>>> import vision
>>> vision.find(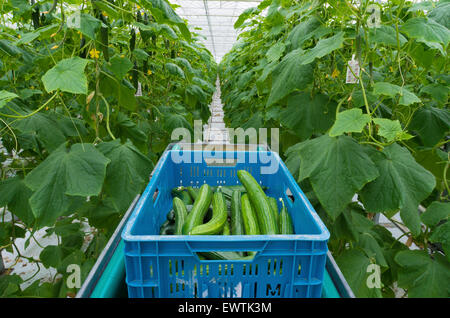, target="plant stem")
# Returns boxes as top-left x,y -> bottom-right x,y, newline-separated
100,95 -> 116,140
443,160 -> 450,196
95,61 -> 100,139
0,117 -> 18,151
58,95 -> 84,144
360,141 -> 384,149
0,92 -> 58,119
